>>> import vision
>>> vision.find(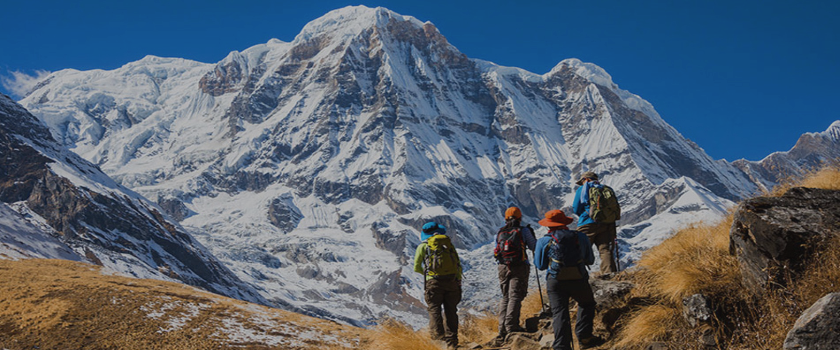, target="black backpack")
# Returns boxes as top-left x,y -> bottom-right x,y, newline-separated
547,229 -> 585,280
494,226 -> 526,266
